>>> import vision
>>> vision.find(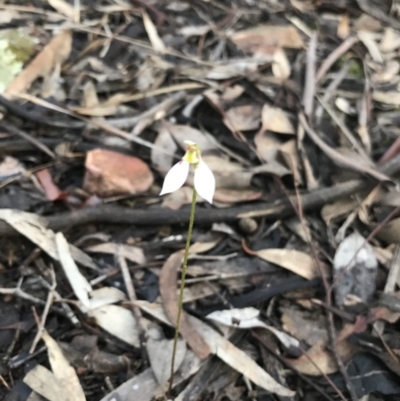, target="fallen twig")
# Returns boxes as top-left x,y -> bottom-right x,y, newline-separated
0,153 -> 400,235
